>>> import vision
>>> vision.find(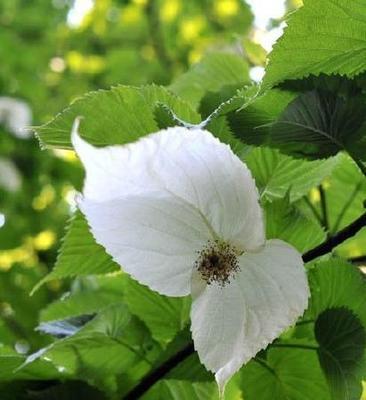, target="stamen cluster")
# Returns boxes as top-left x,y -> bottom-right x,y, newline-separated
195,240 -> 240,286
